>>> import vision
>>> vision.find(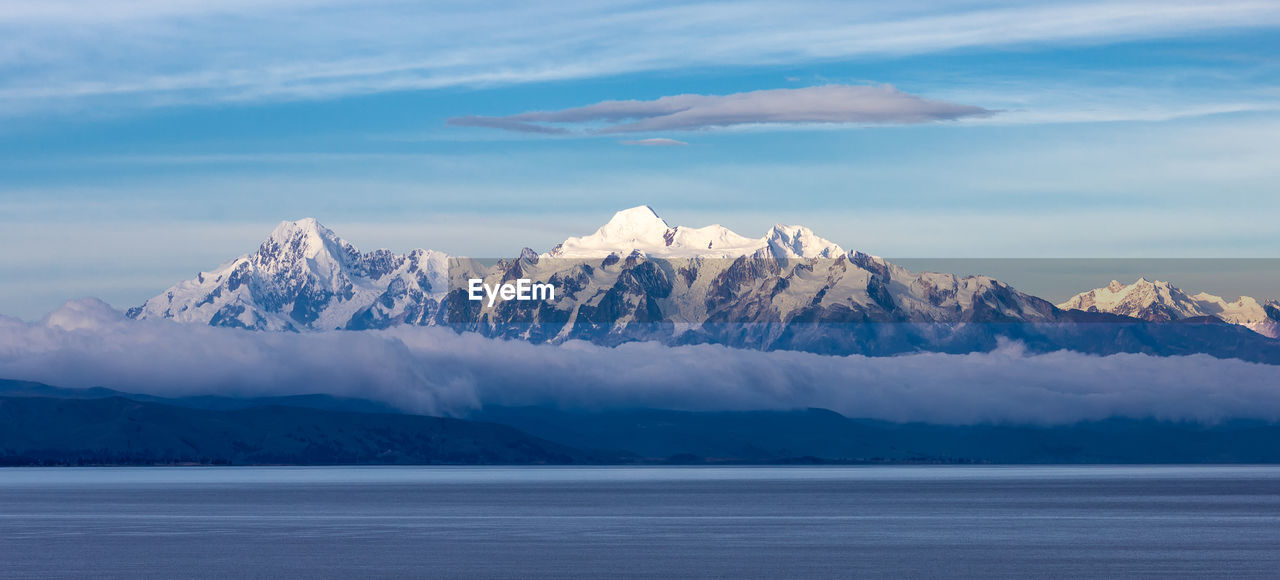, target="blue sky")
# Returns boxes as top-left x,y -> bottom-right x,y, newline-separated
2,0 -> 1279,318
